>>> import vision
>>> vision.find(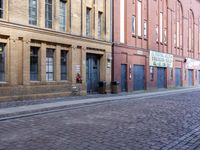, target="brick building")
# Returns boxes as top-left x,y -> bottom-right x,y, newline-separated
113,0 -> 200,92
0,0 -> 112,101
